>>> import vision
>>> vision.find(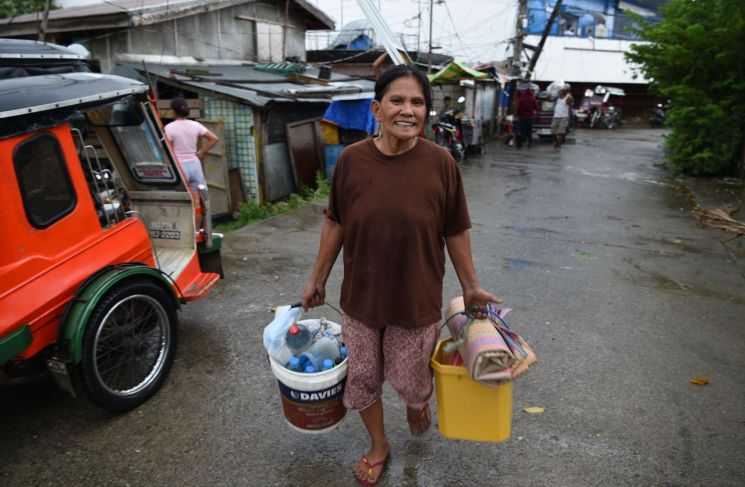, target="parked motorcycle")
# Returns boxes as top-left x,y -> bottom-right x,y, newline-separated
649,103 -> 667,127
575,86 -> 625,129
583,105 -> 621,129
432,103 -> 466,161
